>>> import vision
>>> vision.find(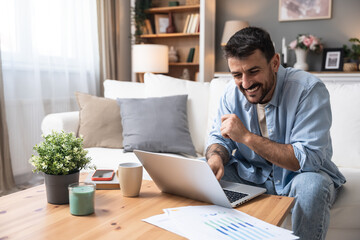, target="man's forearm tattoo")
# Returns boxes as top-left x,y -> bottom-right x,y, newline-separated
205,144 -> 230,164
